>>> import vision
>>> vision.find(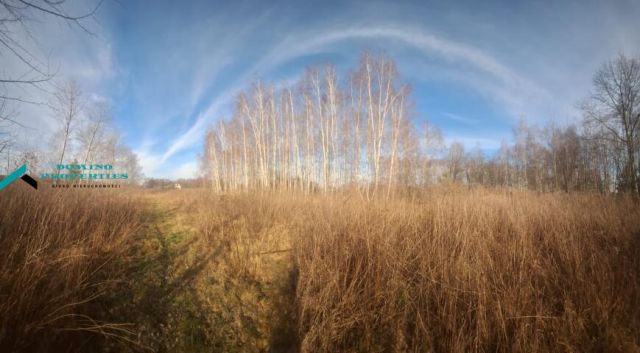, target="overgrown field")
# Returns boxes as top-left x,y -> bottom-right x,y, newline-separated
1,184 -> 639,352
